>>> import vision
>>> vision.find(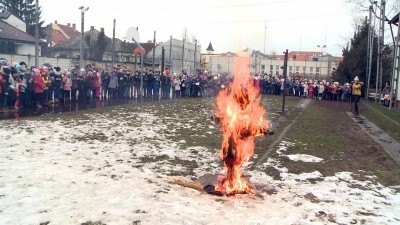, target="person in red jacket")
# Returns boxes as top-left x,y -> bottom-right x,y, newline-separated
33,69 -> 45,108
